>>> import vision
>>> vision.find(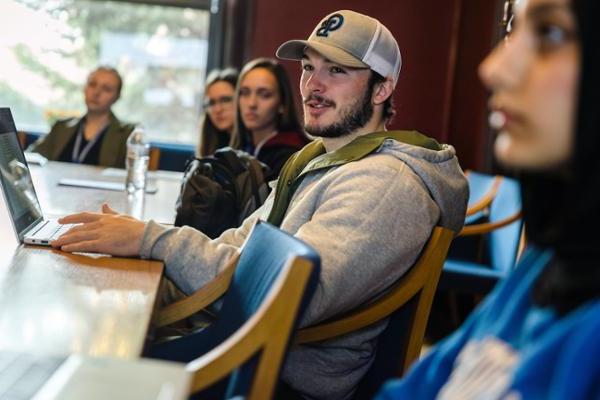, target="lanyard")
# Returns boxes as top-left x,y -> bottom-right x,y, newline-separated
72,121 -> 108,163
